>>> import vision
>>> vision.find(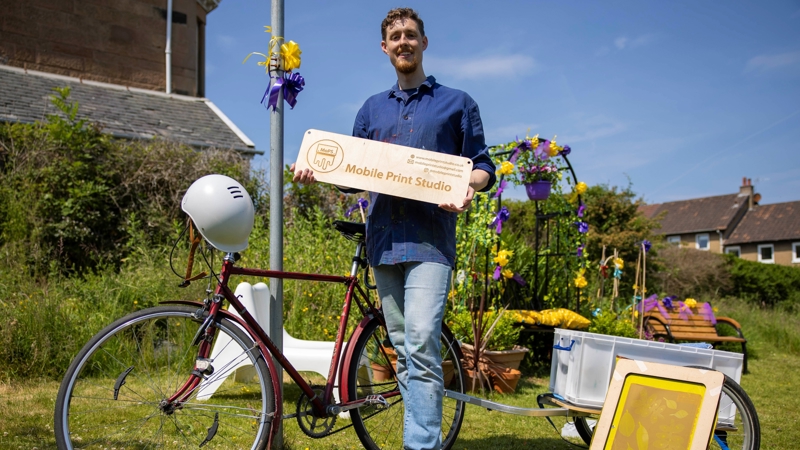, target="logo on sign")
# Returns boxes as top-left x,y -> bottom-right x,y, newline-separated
307,140 -> 344,173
